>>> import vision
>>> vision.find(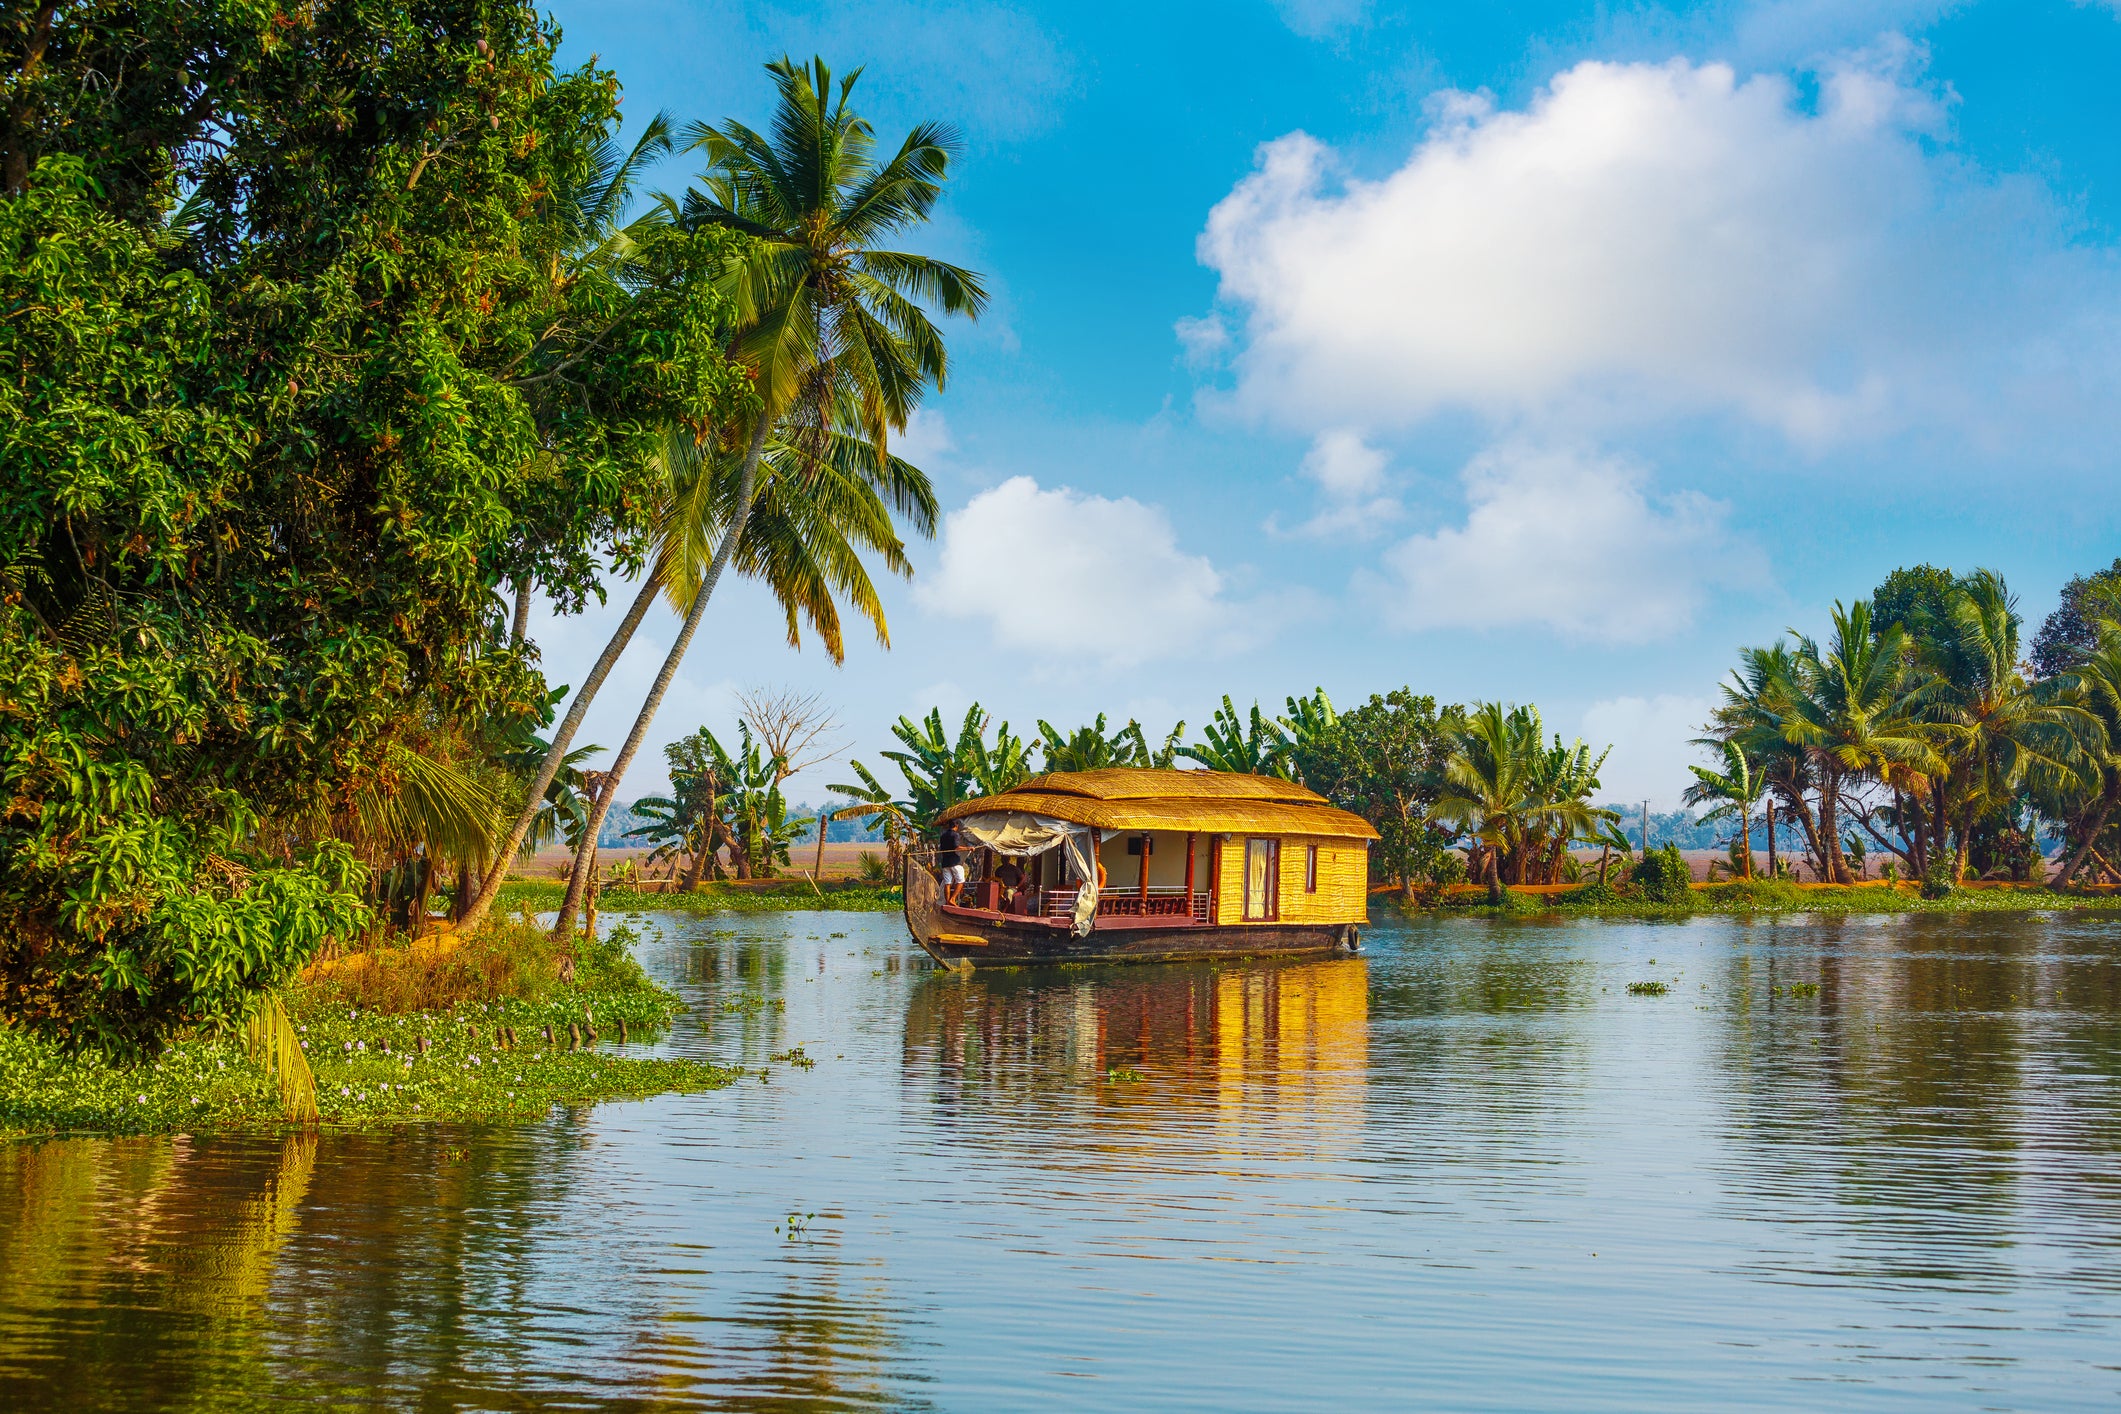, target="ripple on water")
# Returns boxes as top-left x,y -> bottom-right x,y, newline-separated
2,909 -> 2119,1410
